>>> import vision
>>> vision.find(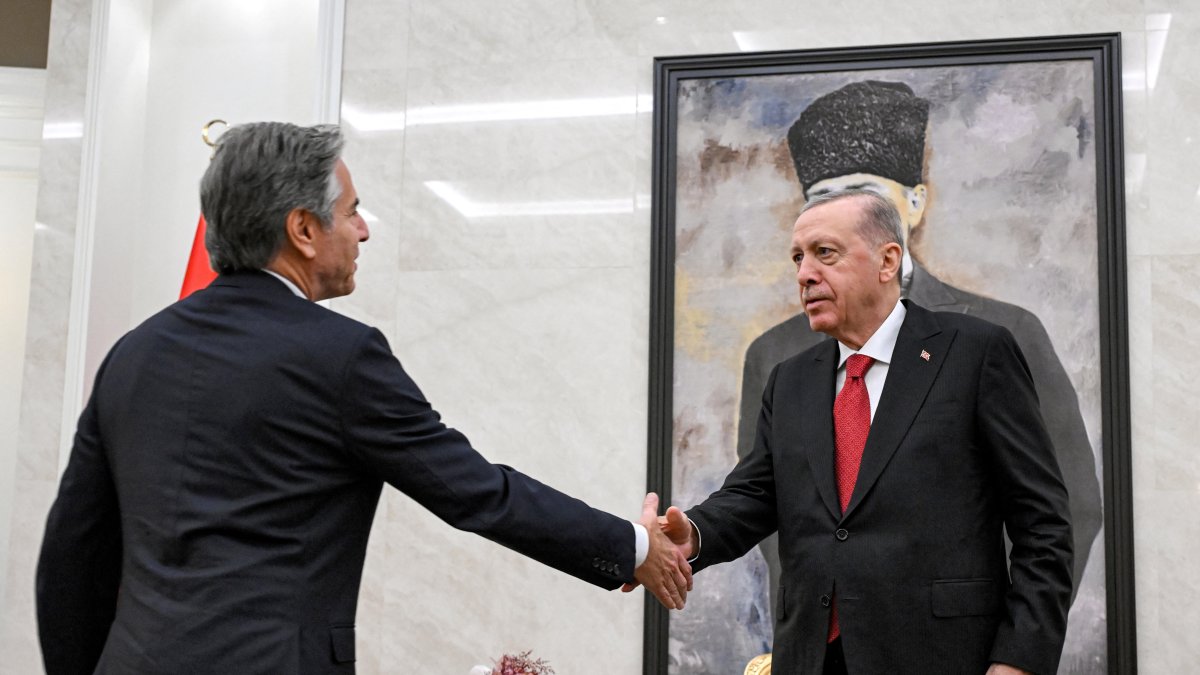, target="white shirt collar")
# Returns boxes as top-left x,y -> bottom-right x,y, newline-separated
261,269 -> 309,300
837,299 -> 907,368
